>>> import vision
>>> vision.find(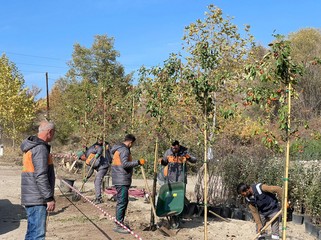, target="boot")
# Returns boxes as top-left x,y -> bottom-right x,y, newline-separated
93,197 -> 103,204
